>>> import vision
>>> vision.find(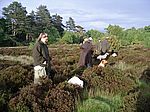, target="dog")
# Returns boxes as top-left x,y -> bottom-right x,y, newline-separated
97,53 -> 109,60
68,76 -> 83,88
98,60 -> 108,67
111,52 -> 117,57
